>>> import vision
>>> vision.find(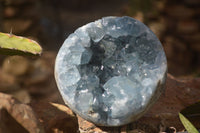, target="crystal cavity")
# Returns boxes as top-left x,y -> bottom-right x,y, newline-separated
55,16 -> 167,126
